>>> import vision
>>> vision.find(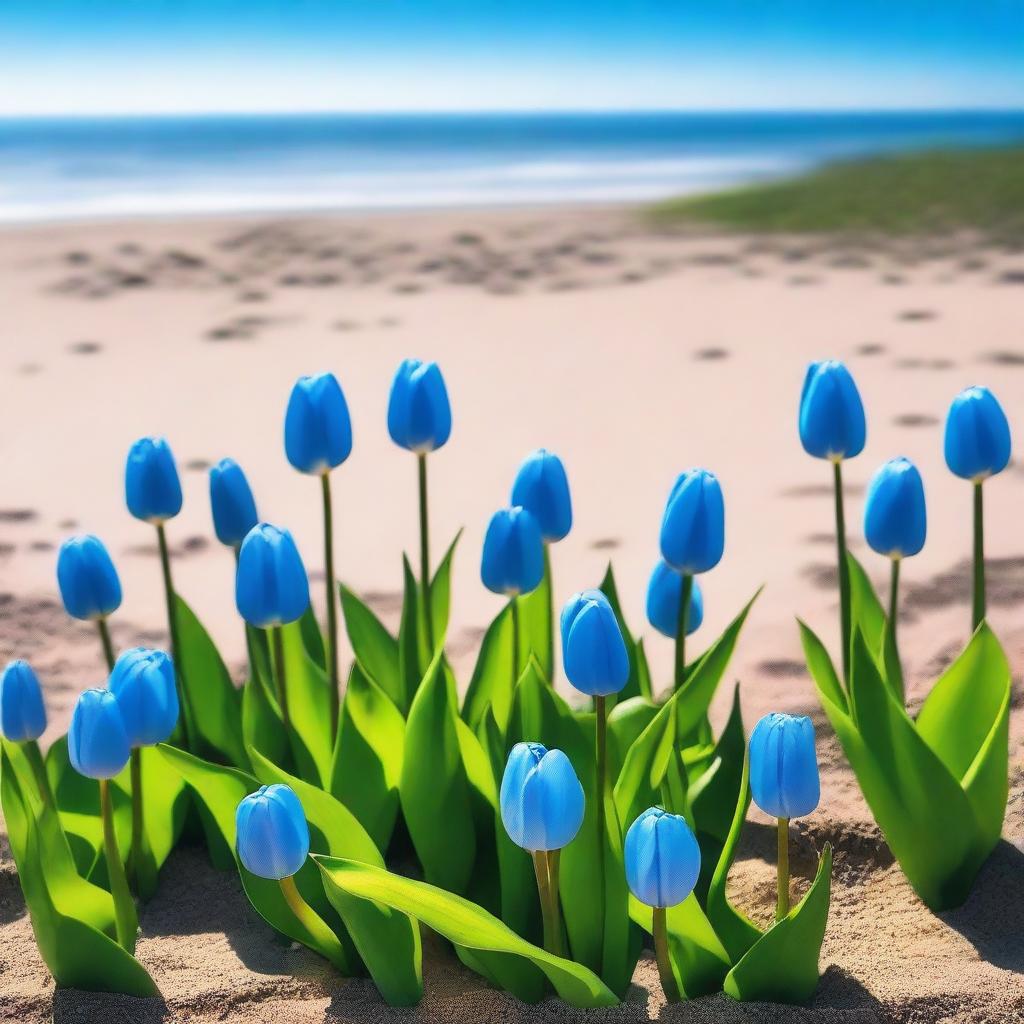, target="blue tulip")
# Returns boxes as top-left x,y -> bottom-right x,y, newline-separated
0,661 -> 47,742
236,524 -> 310,628
107,647 -> 179,747
56,534 -> 123,621
500,742 -> 585,852
659,469 -> 725,575
944,386 -> 1011,481
284,372 -> 353,475
510,448 -> 572,543
235,784 -> 310,879
209,458 -> 259,547
749,713 -> 820,820
480,506 -> 544,597
68,688 -> 130,780
387,359 -> 452,453
799,360 -> 866,461
645,561 -> 704,639
864,458 -> 927,559
125,436 -> 182,523
624,807 -> 701,908
561,590 -> 630,697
